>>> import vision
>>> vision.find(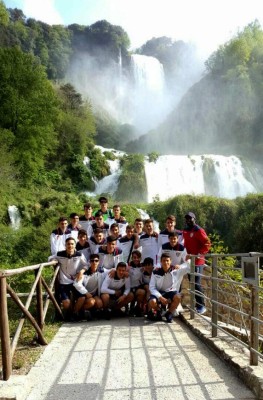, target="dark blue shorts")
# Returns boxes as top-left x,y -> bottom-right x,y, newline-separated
108,286 -> 125,300
59,284 -> 85,301
131,285 -> 145,293
149,290 -> 179,302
